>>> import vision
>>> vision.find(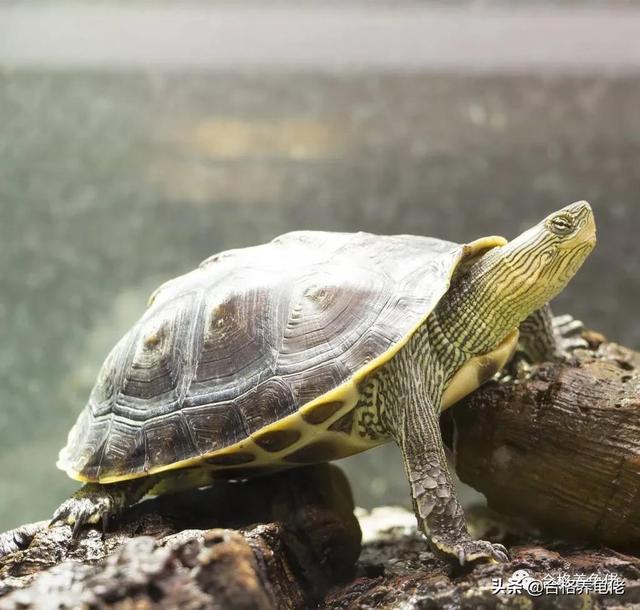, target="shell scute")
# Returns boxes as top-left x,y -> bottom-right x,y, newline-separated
121,295 -> 197,403
235,377 -> 295,436
182,403 -> 246,456
143,413 -> 197,473
285,360 -> 352,406
98,419 -> 146,480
